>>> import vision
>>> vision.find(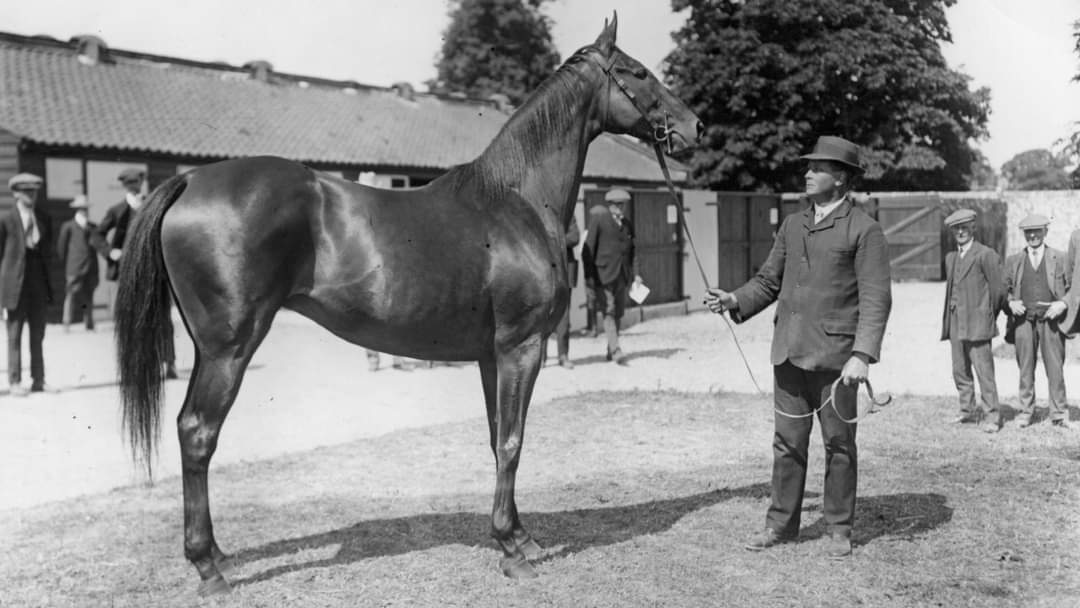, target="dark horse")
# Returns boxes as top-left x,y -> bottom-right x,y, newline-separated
115,16 -> 701,596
